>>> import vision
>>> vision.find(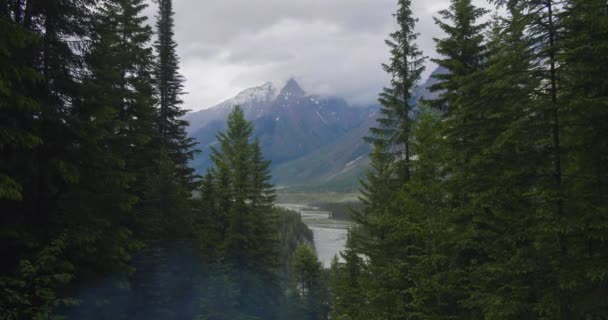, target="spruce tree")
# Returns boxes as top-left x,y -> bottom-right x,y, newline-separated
556,0 -> 608,316
424,0 -> 489,316
349,1 -> 426,317
154,0 -> 198,190
367,0 -> 426,182
205,106 -> 280,319
292,245 -> 329,320
0,18 -> 42,202
437,7 -> 548,317
329,231 -> 369,320
488,0 -> 570,317
0,1 -> 108,318
429,0 -> 488,111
